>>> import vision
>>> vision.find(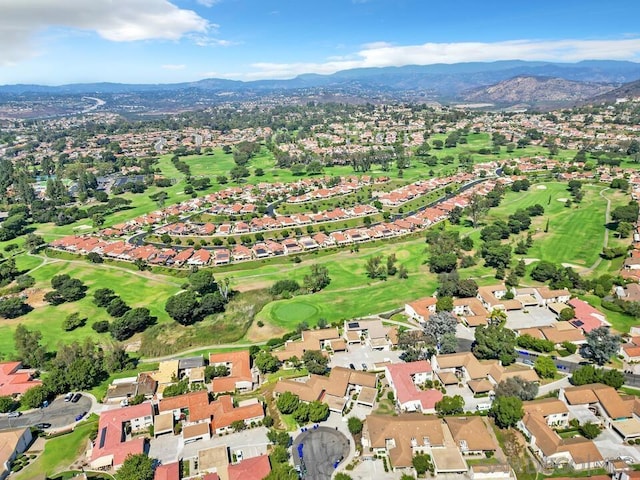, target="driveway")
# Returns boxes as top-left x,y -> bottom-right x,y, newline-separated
593,427 -> 640,463
0,395 -> 93,431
